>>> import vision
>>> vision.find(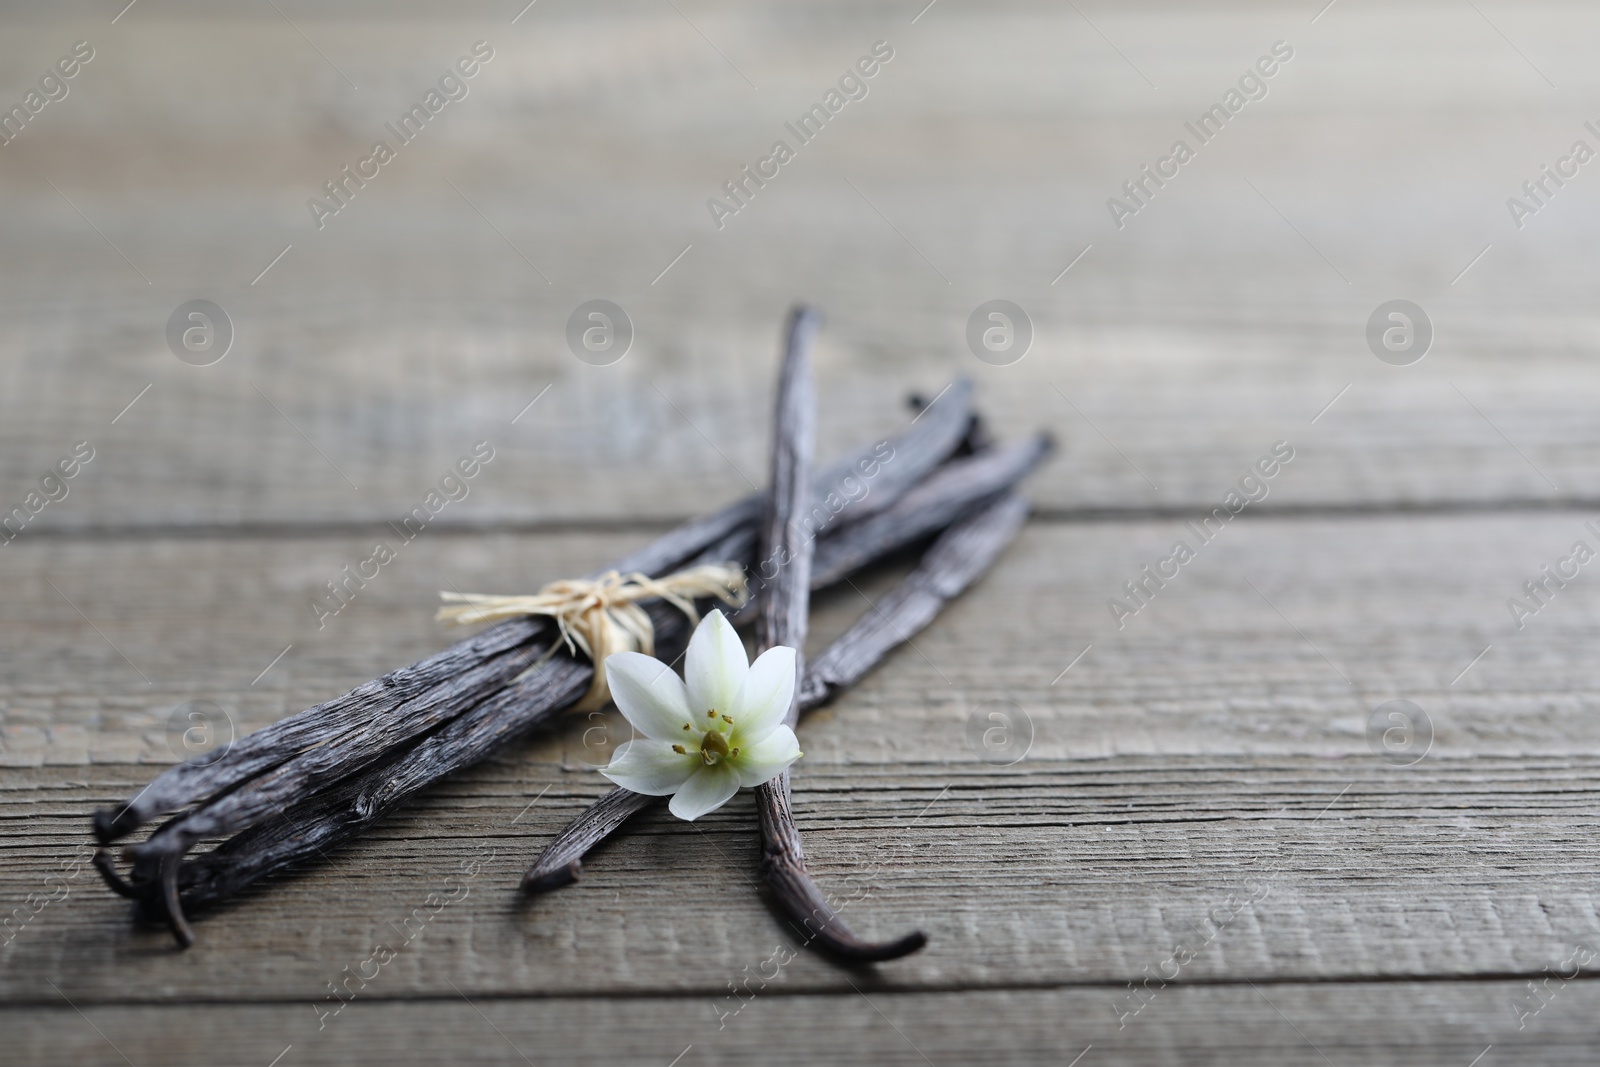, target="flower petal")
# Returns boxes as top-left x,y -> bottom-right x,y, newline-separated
605,651 -> 694,741
732,724 -> 801,788
667,762 -> 742,821
685,610 -> 747,720
599,739 -> 698,795
732,645 -> 796,744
